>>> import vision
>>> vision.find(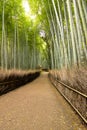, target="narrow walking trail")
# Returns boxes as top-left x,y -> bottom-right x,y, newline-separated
0,72 -> 86,130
